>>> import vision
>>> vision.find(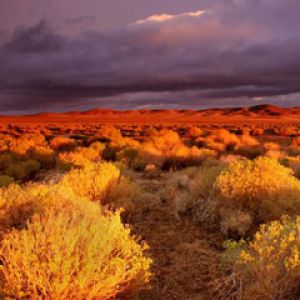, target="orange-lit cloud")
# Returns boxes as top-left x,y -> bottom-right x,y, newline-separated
135,10 -> 206,24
